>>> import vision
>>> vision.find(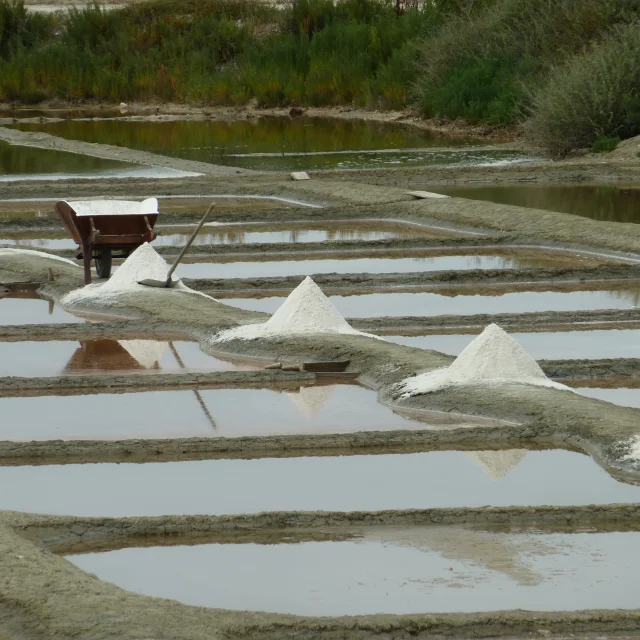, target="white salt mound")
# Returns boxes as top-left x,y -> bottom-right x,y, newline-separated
213,276 -> 370,341
400,323 -> 571,396
101,243 -> 176,292
61,243 -> 210,307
